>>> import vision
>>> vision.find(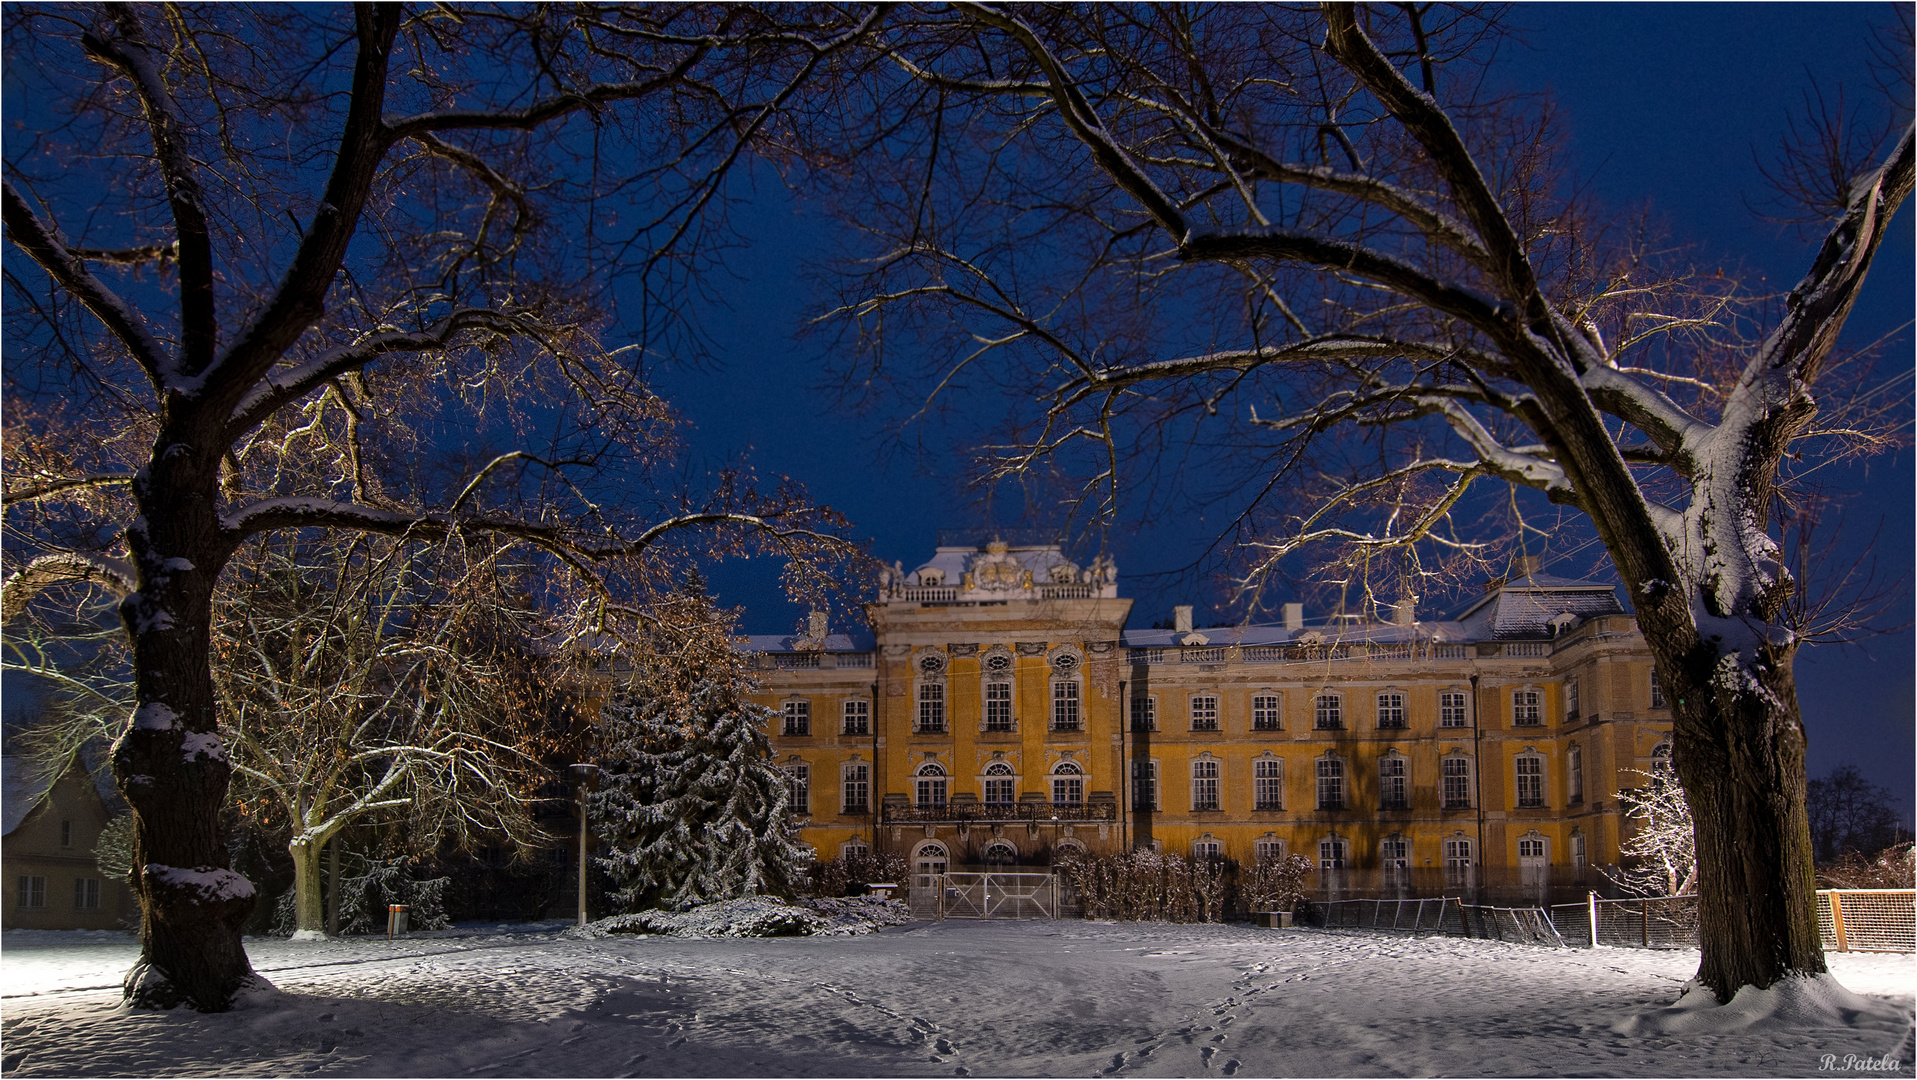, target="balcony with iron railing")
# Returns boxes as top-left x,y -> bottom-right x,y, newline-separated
882,800 -> 1116,824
